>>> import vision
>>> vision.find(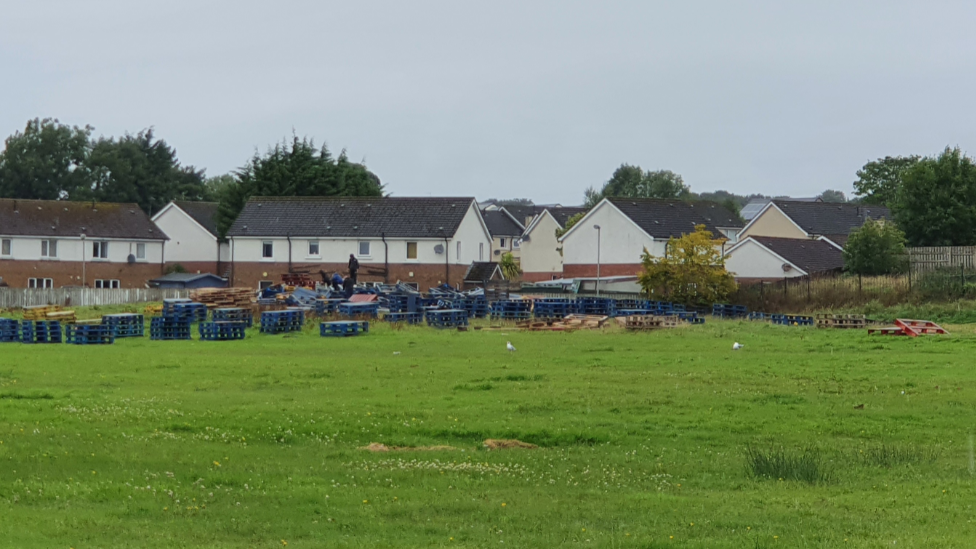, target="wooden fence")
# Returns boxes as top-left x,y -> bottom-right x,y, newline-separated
0,288 -> 187,309
908,246 -> 976,272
